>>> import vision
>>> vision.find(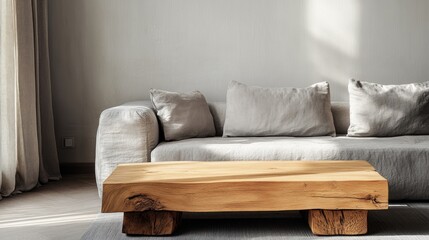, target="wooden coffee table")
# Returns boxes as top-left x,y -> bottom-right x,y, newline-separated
102,160 -> 388,236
